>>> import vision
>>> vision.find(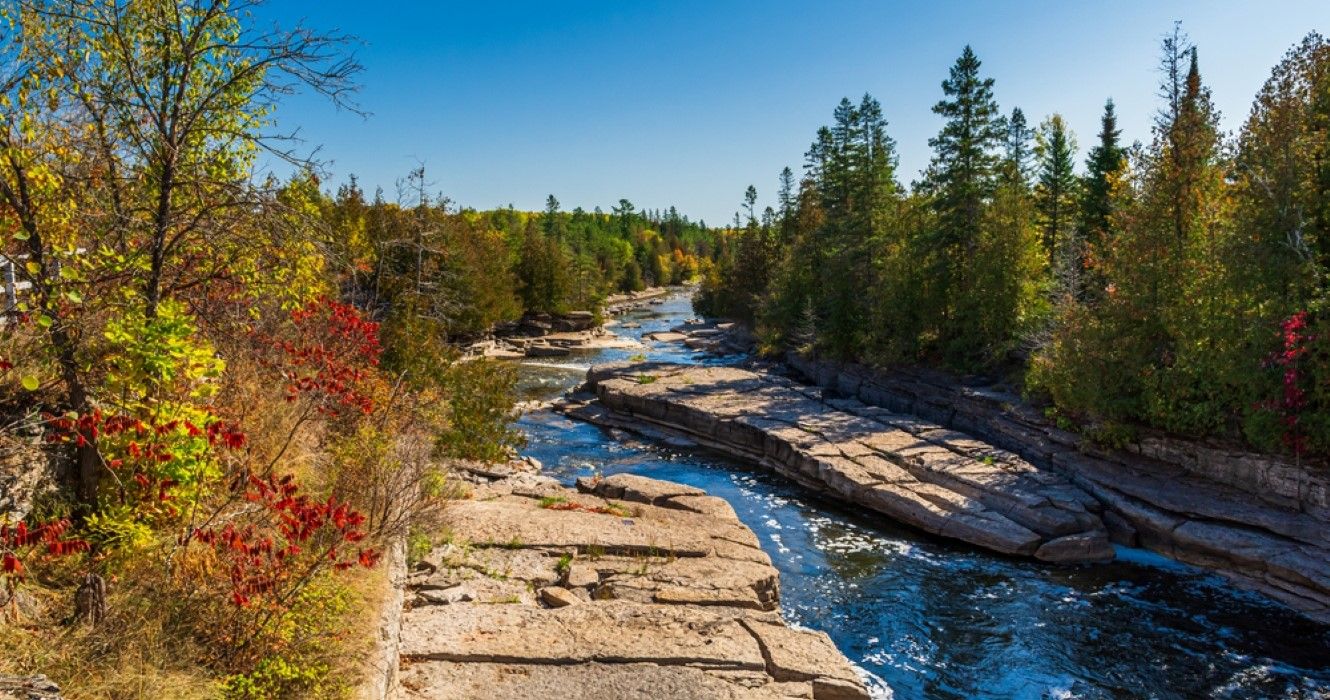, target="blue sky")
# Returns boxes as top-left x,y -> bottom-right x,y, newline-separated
260,1 -> 1330,224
